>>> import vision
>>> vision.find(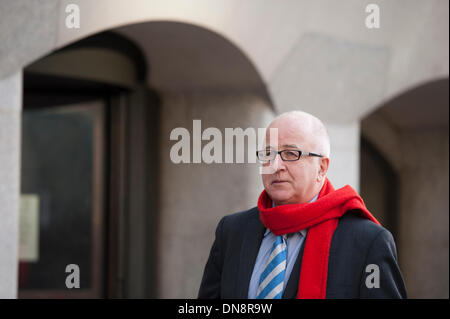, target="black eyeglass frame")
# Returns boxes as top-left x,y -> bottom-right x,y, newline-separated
256,149 -> 324,162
